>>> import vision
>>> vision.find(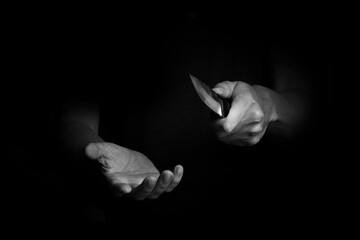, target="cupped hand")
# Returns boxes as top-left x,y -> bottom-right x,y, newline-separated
85,142 -> 183,200
212,81 -> 277,146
